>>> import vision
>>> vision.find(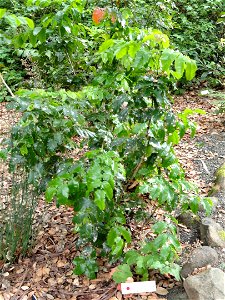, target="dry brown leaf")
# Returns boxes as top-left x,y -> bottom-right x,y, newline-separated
116,291 -> 123,300
168,282 -> 175,288
66,270 -> 73,276
42,266 -> 50,275
33,275 -> 42,283
90,294 -> 99,300
52,257 -> 58,263
125,277 -> 134,283
36,266 -> 50,278
109,267 -> 118,277
57,260 -> 66,267
57,277 -> 64,284
67,278 -> 73,283
94,272 -> 112,282
36,268 -> 43,277
82,278 -> 90,286
48,228 -> 57,235
73,277 -> 79,285
109,297 -> 119,300
2,293 -> 12,300
89,284 -> 96,290
16,268 -> 25,274
156,286 -> 168,296
147,293 -> 159,299
162,280 -> 169,288
47,278 -> 56,286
